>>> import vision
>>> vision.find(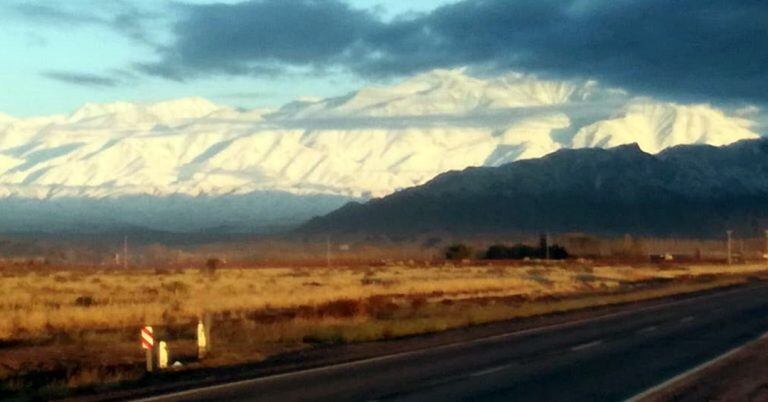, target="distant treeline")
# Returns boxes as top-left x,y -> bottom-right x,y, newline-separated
446,235 -> 569,261
485,243 -> 568,260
